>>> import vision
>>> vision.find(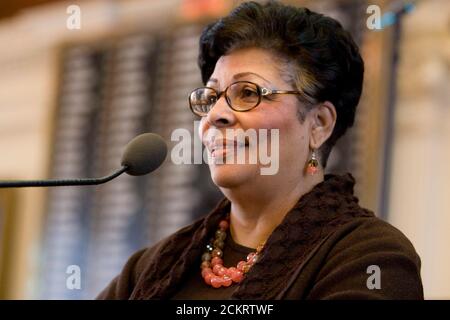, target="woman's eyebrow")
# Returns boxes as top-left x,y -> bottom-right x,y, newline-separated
206,72 -> 271,86
233,72 -> 270,83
